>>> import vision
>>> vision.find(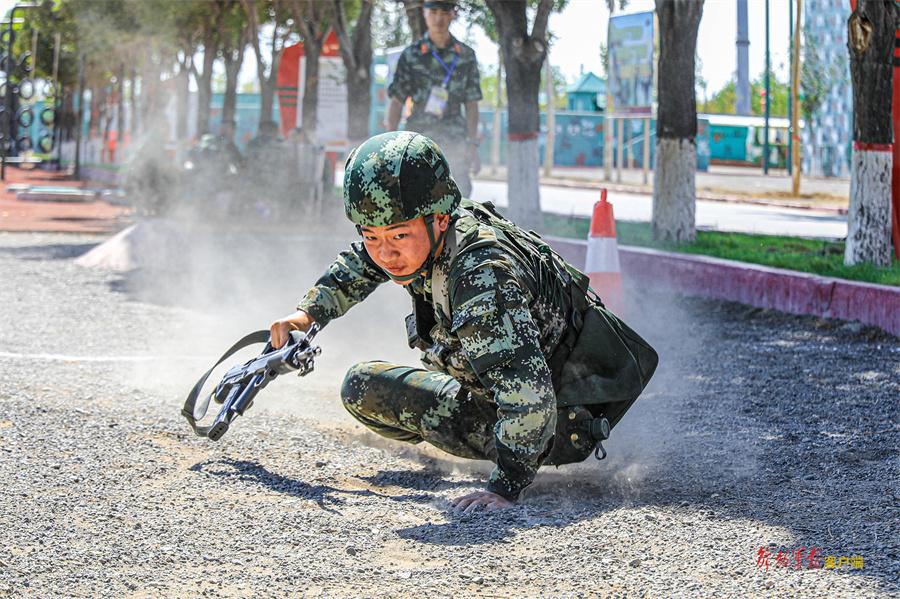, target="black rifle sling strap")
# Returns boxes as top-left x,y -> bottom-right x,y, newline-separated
181,330 -> 271,437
